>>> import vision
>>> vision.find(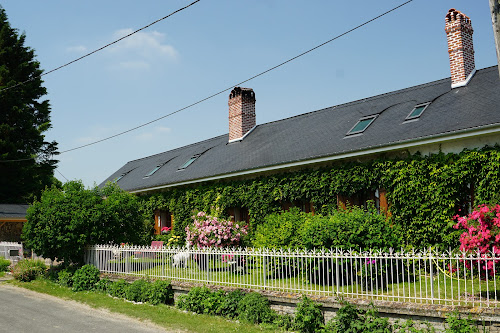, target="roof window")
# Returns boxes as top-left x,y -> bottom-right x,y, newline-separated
178,154 -> 201,170
406,103 -> 430,120
144,157 -> 175,178
347,115 -> 377,135
113,170 -> 133,183
177,147 -> 213,171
